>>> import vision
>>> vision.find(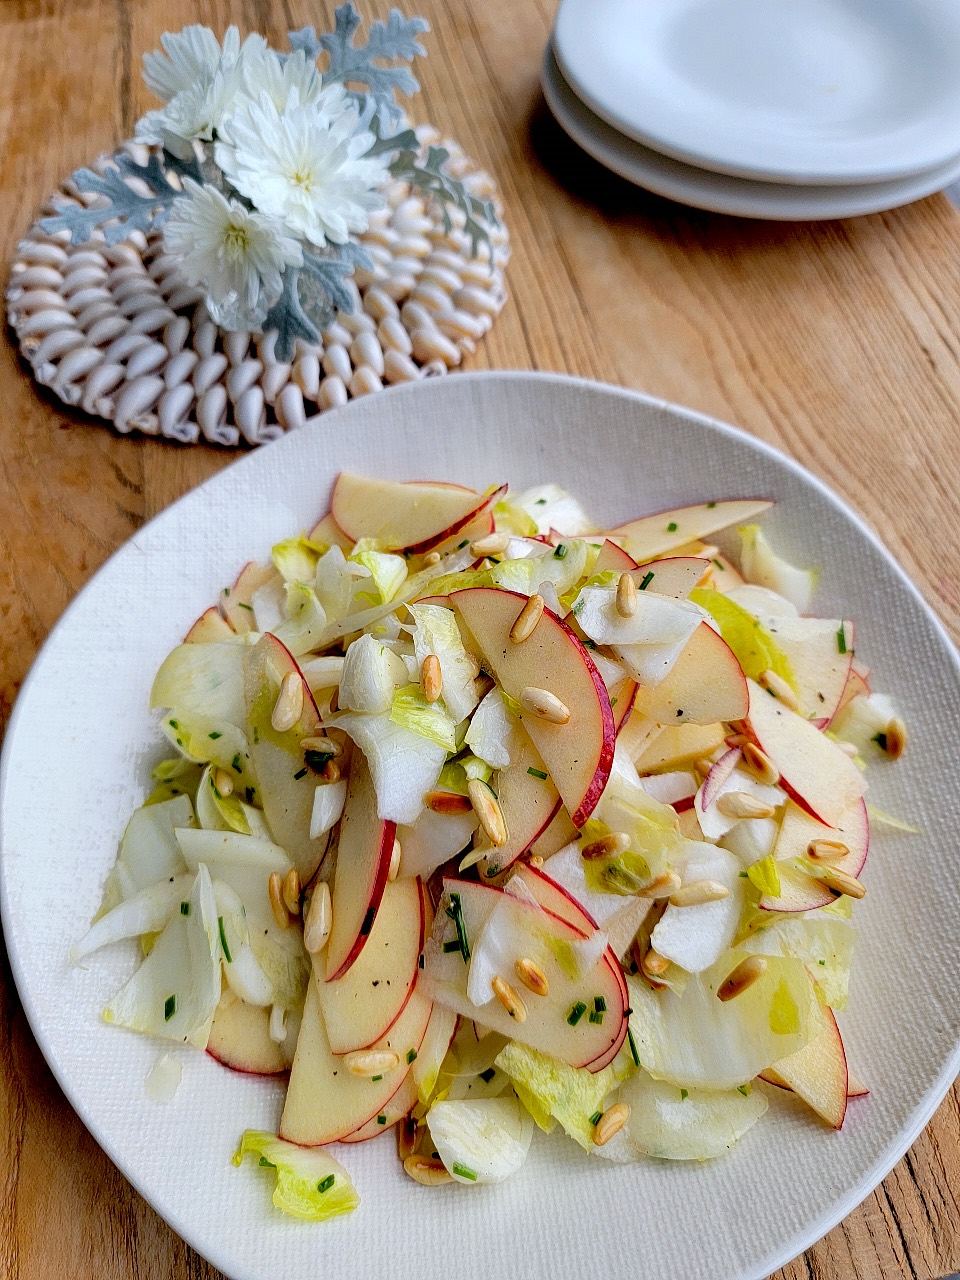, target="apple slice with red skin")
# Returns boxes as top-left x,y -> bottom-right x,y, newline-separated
451,587 -> 614,826
636,722 -> 728,773
478,731 -> 560,879
757,615 -> 853,724
330,473 -> 508,554
830,661 -> 872,725
339,1070 -> 419,1142
528,806 -> 580,861
608,499 -> 773,563
632,622 -> 749,726
184,606 -> 236,644
308,510 -> 354,551
593,539 -> 639,574
325,750 -> 397,981
759,798 -> 868,912
318,877 -> 428,1052
626,557 -> 711,600
207,992 -> 289,1076
759,1007 -> 848,1128
280,980 -> 432,1145
429,508 -> 496,561
244,634 -> 332,881
610,678 -> 638,733
220,561 -> 280,634
744,678 -> 865,827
